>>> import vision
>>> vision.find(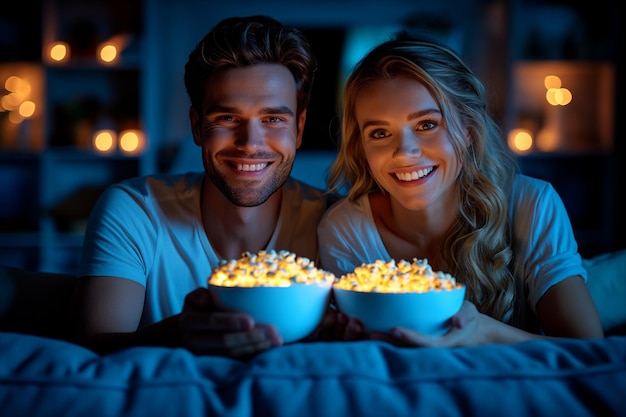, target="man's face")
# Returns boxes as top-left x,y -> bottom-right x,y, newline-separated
190,64 -> 305,207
